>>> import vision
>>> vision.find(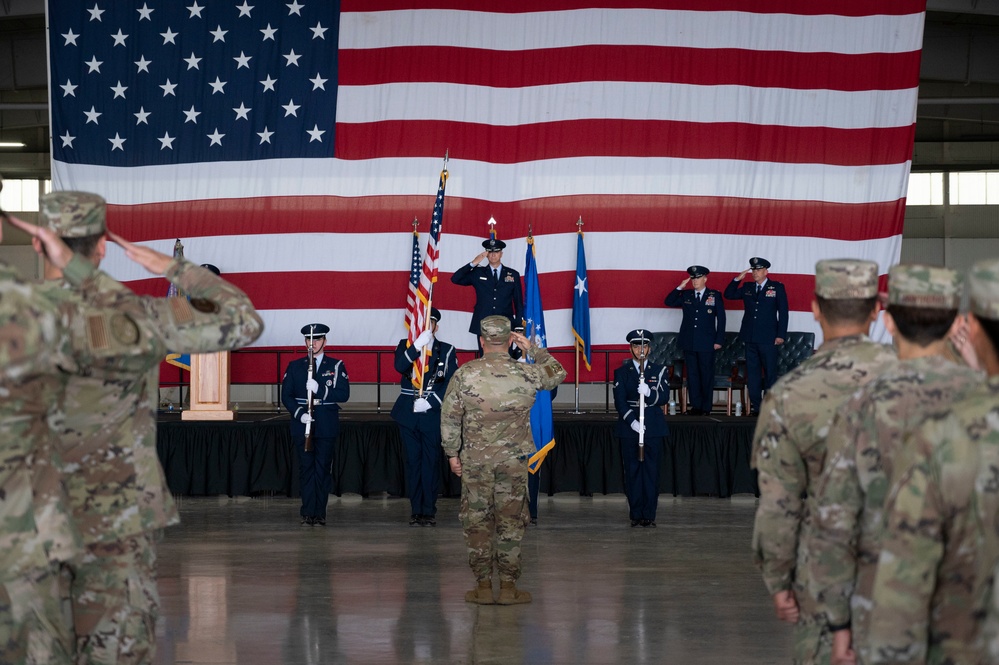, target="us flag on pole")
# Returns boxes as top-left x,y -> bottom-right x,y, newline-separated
48,1 -> 925,357
409,167 -> 447,390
